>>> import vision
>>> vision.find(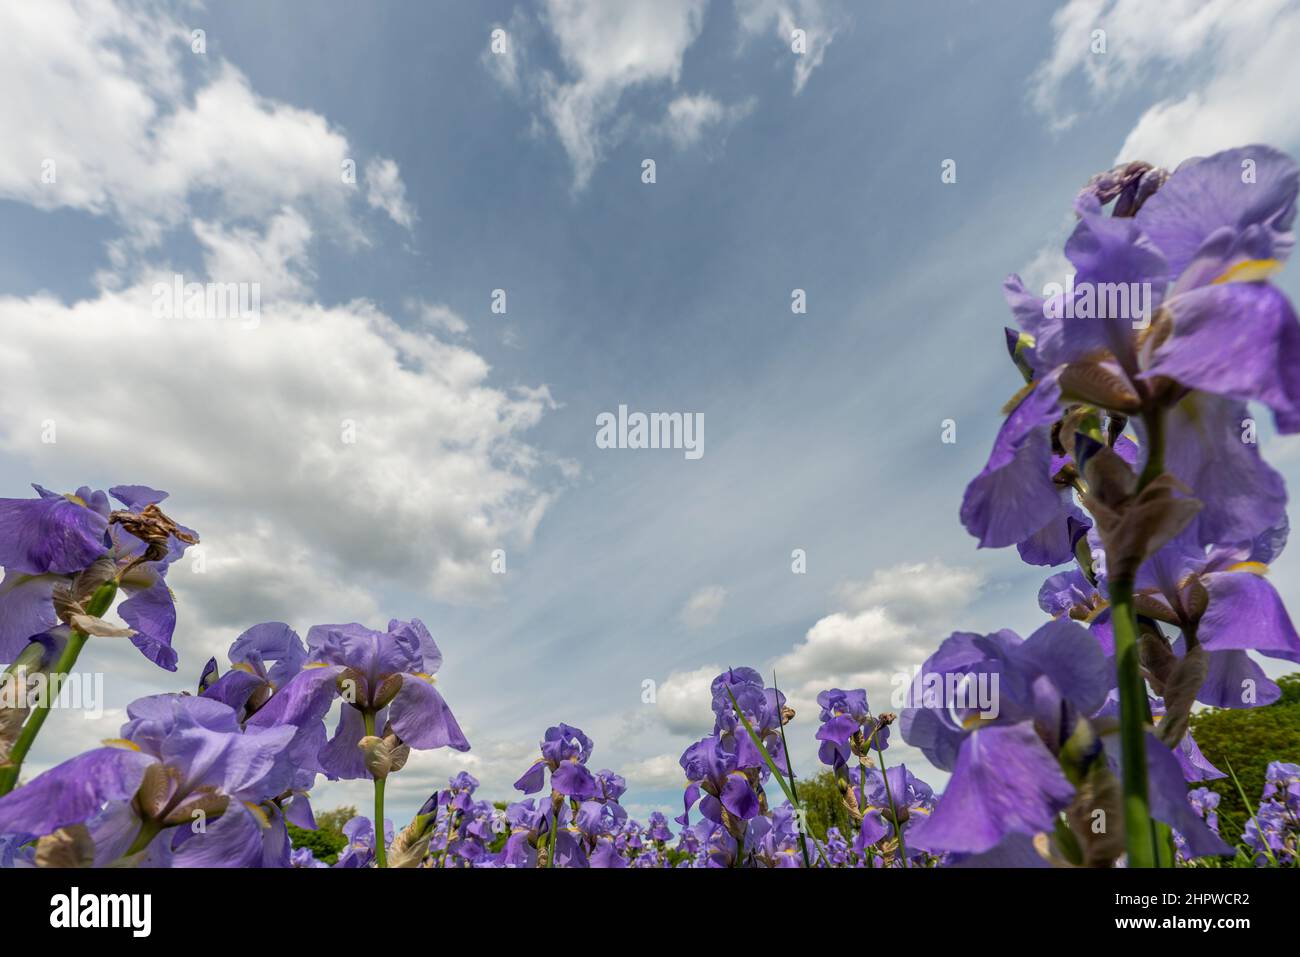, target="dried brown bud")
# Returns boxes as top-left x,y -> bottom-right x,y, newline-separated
109,504 -> 198,563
